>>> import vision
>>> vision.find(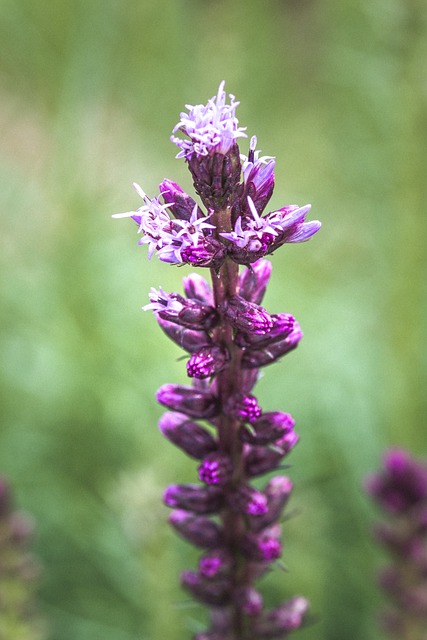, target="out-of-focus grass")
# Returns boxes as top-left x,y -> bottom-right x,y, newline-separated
0,0 -> 426,638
